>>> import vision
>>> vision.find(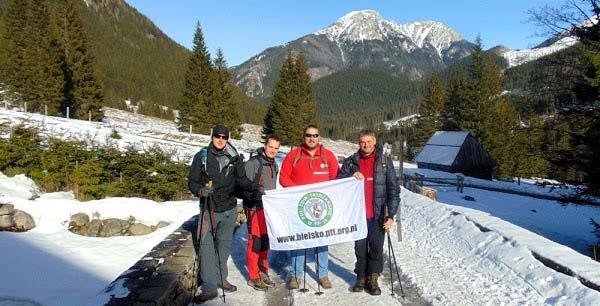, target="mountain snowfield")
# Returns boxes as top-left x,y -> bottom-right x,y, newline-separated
1,108 -> 600,305
314,10 -> 464,58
